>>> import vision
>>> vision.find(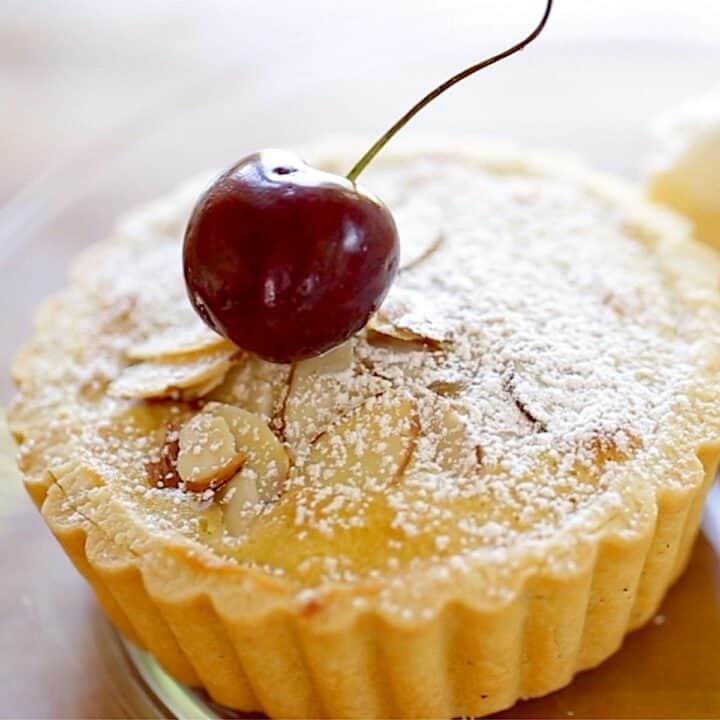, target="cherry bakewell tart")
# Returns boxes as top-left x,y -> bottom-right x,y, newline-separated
9,139 -> 720,719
